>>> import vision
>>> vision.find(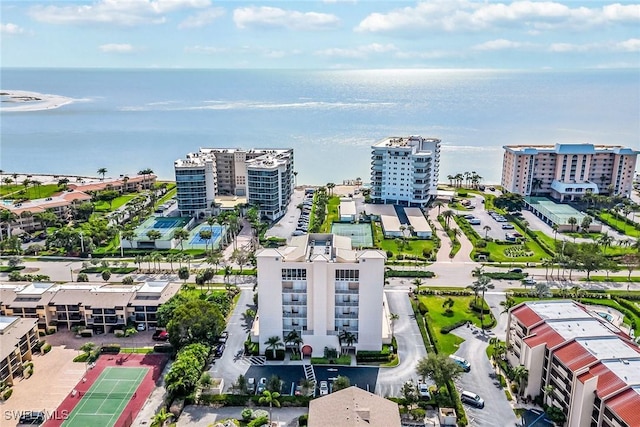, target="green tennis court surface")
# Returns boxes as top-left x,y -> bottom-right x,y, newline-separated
331,223 -> 373,247
62,367 -> 148,427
